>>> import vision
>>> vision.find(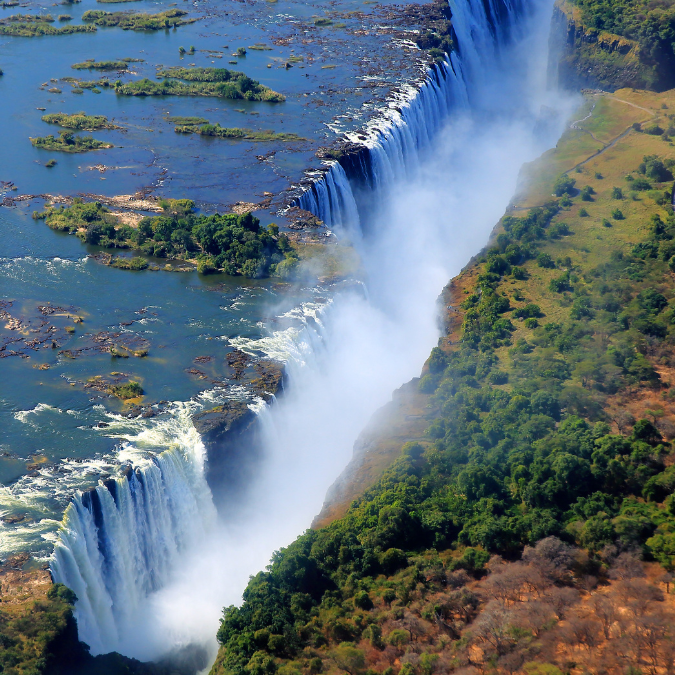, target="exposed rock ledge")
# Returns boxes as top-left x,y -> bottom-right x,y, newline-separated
192,359 -> 284,510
